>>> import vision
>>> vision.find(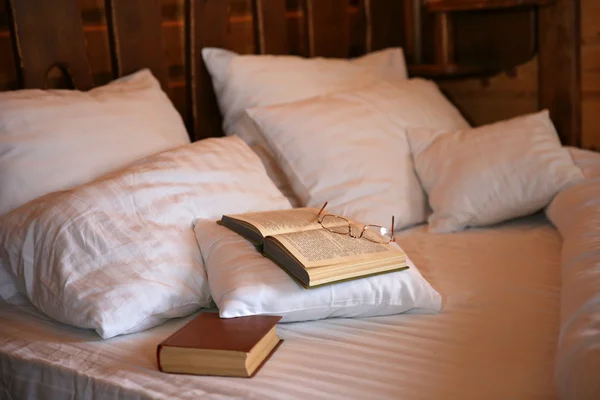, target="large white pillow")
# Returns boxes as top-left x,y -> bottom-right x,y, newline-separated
407,110 -> 585,233
245,79 -> 470,230
194,221 -> 442,322
0,136 -> 291,339
202,47 -> 408,203
0,69 -> 190,216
